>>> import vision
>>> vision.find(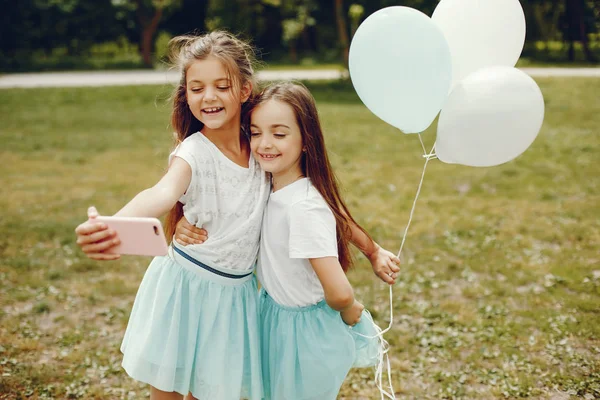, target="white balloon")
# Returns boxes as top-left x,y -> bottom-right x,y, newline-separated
349,6 -> 452,133
432,0 -> 526,88
436,66 -> 544,167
